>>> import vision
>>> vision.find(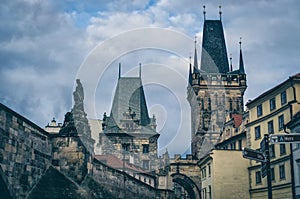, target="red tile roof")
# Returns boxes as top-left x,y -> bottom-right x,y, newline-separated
95,155 -> 145,173
293,73 -> 300,78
